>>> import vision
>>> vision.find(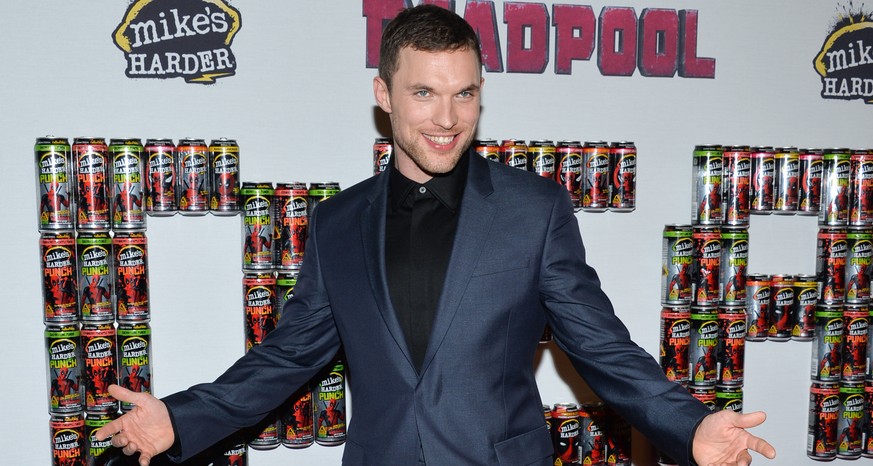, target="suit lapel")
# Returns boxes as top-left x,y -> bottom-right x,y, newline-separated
419,154 -> 496,377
